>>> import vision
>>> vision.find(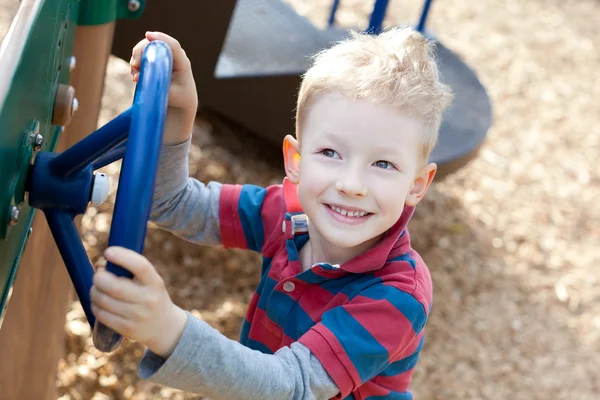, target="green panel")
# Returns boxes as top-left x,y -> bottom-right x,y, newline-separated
78,0 -> 145,26
0,0 -> 79,328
